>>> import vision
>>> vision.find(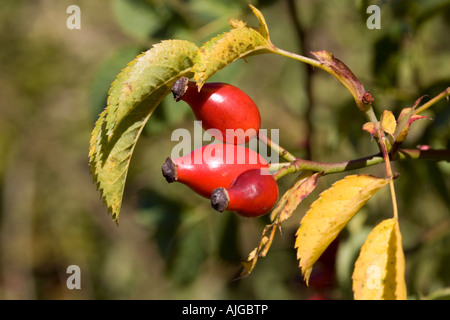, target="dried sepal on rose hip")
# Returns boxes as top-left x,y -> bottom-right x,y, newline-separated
171,77 -> 261,145
161,144 -> 269,198
211,168 -> 279,218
